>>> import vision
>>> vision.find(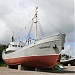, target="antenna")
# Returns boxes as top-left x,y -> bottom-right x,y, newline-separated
11,31 -> 15,42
